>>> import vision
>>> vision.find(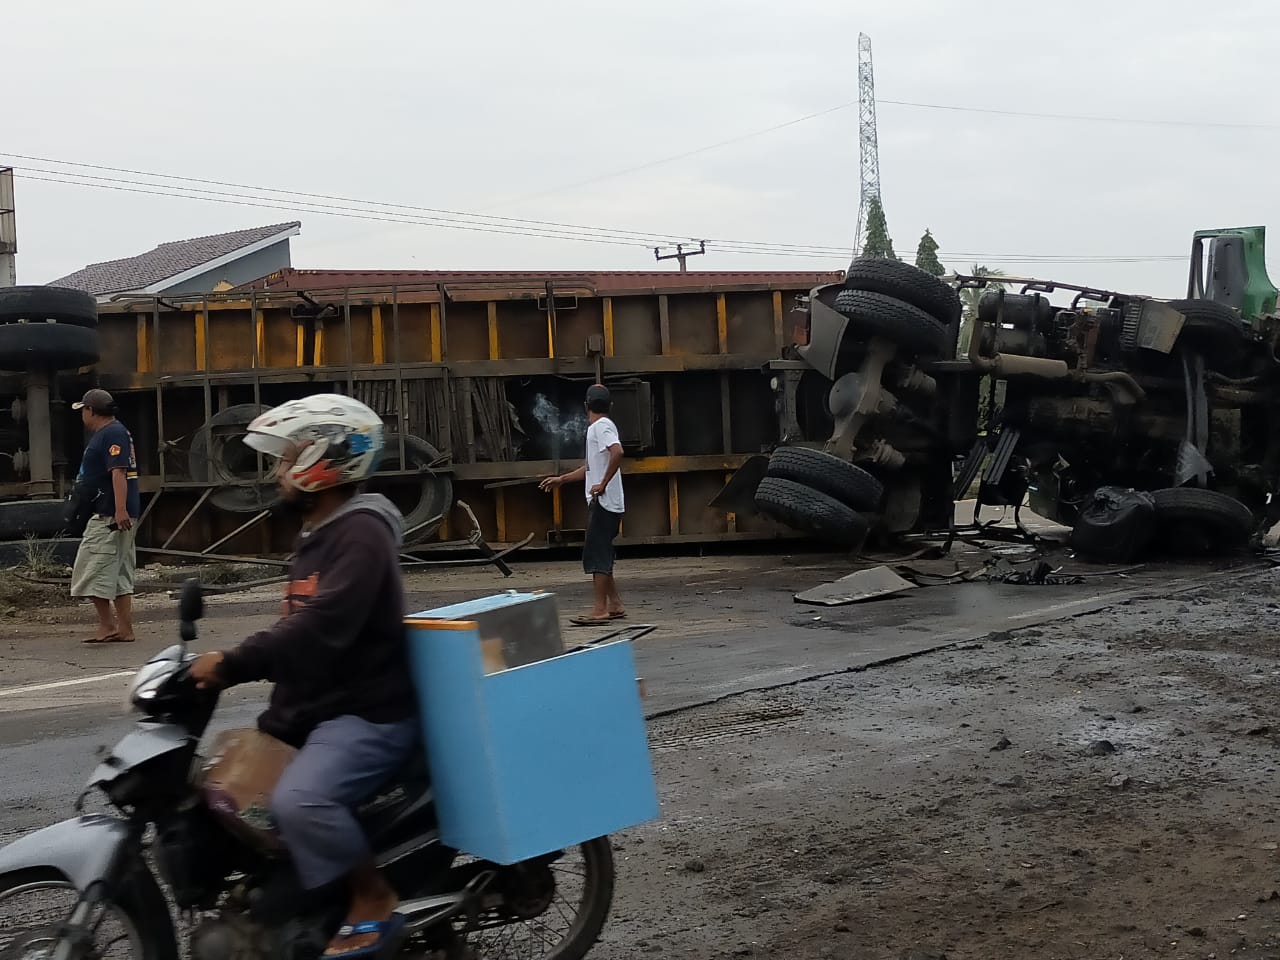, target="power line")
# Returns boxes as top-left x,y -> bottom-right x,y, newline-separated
18,171 -> 1186,264
876,98 -> 1280,130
